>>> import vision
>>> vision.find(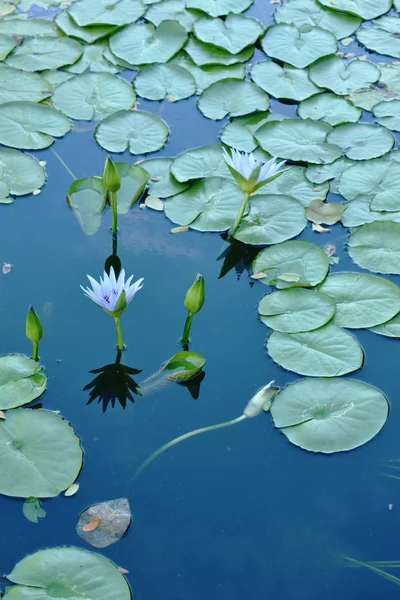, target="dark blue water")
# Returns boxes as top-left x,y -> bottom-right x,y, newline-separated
1,1 -> 400,599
